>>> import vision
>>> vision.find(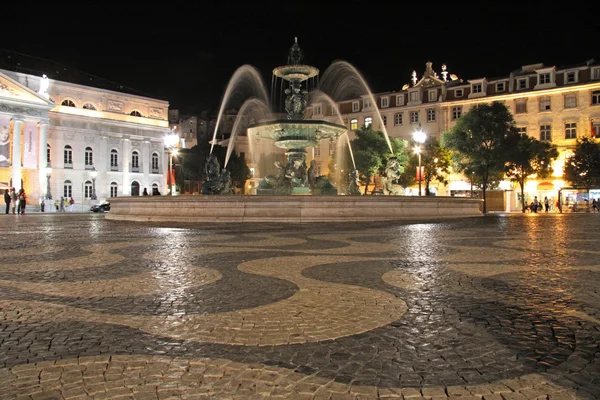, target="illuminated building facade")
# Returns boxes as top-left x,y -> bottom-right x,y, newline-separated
0,70 -> 171,210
